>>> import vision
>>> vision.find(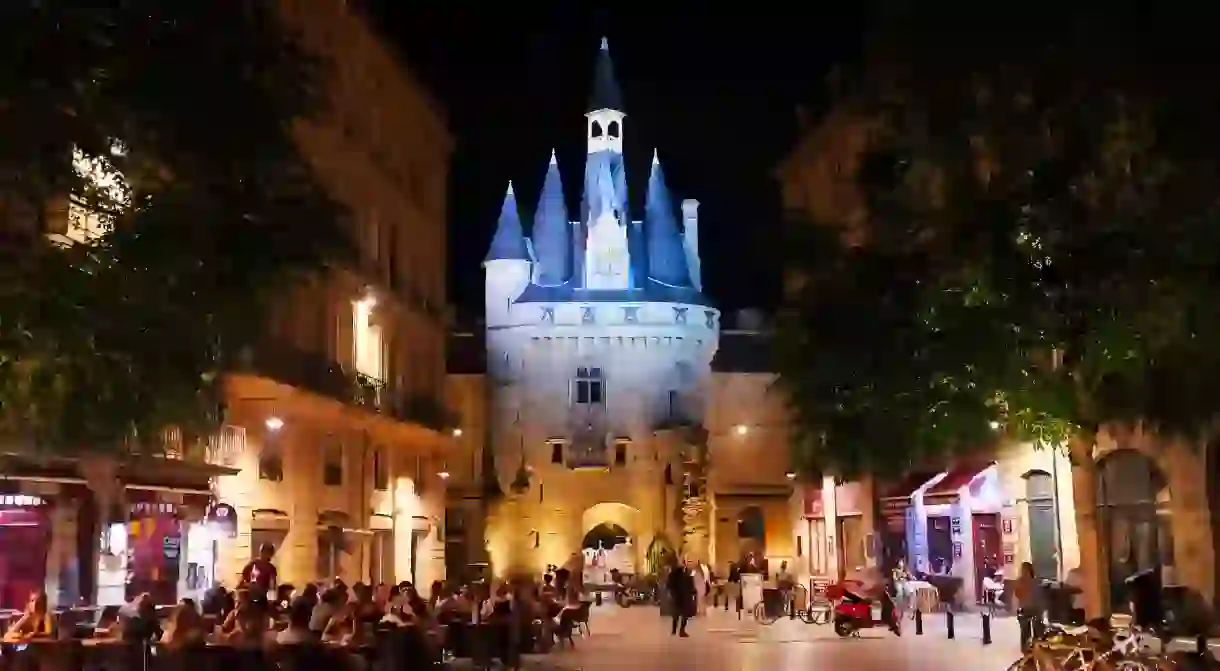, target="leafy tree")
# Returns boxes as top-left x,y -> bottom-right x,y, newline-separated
0,2 -> 349,456
776,11 -> 1220,477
